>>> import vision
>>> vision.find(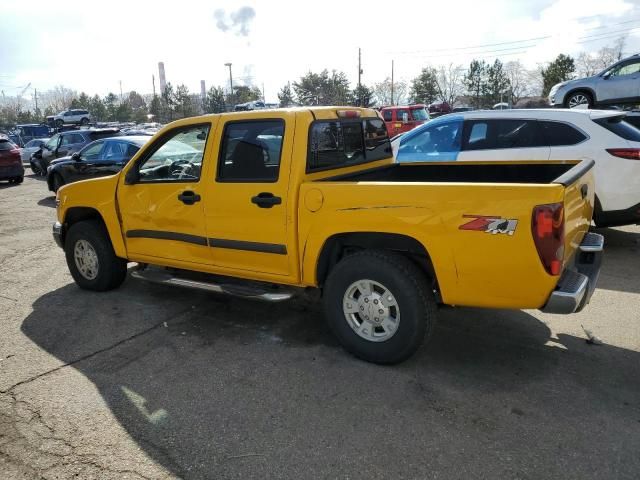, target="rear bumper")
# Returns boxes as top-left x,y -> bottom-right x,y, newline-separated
0,164 -> 25,179
594,202 -> 640,228
541,232 -> 604,314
